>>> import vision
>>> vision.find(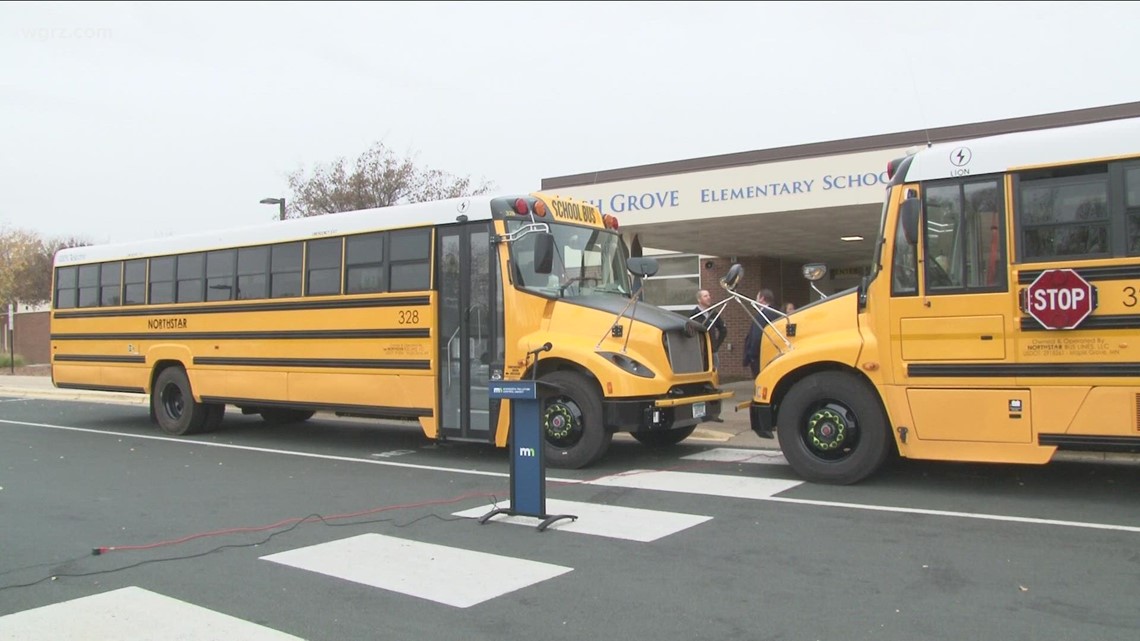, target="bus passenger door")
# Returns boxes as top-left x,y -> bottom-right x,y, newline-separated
438,222 -> 503,442
887,179 -> 1029,444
